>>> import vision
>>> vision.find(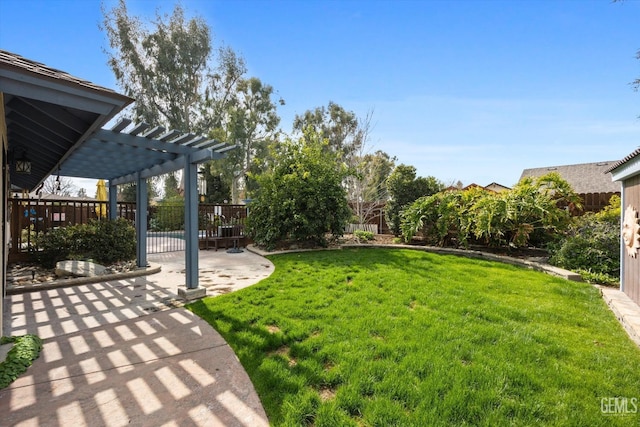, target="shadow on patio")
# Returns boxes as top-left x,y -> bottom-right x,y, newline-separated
1,261 -> 269,426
